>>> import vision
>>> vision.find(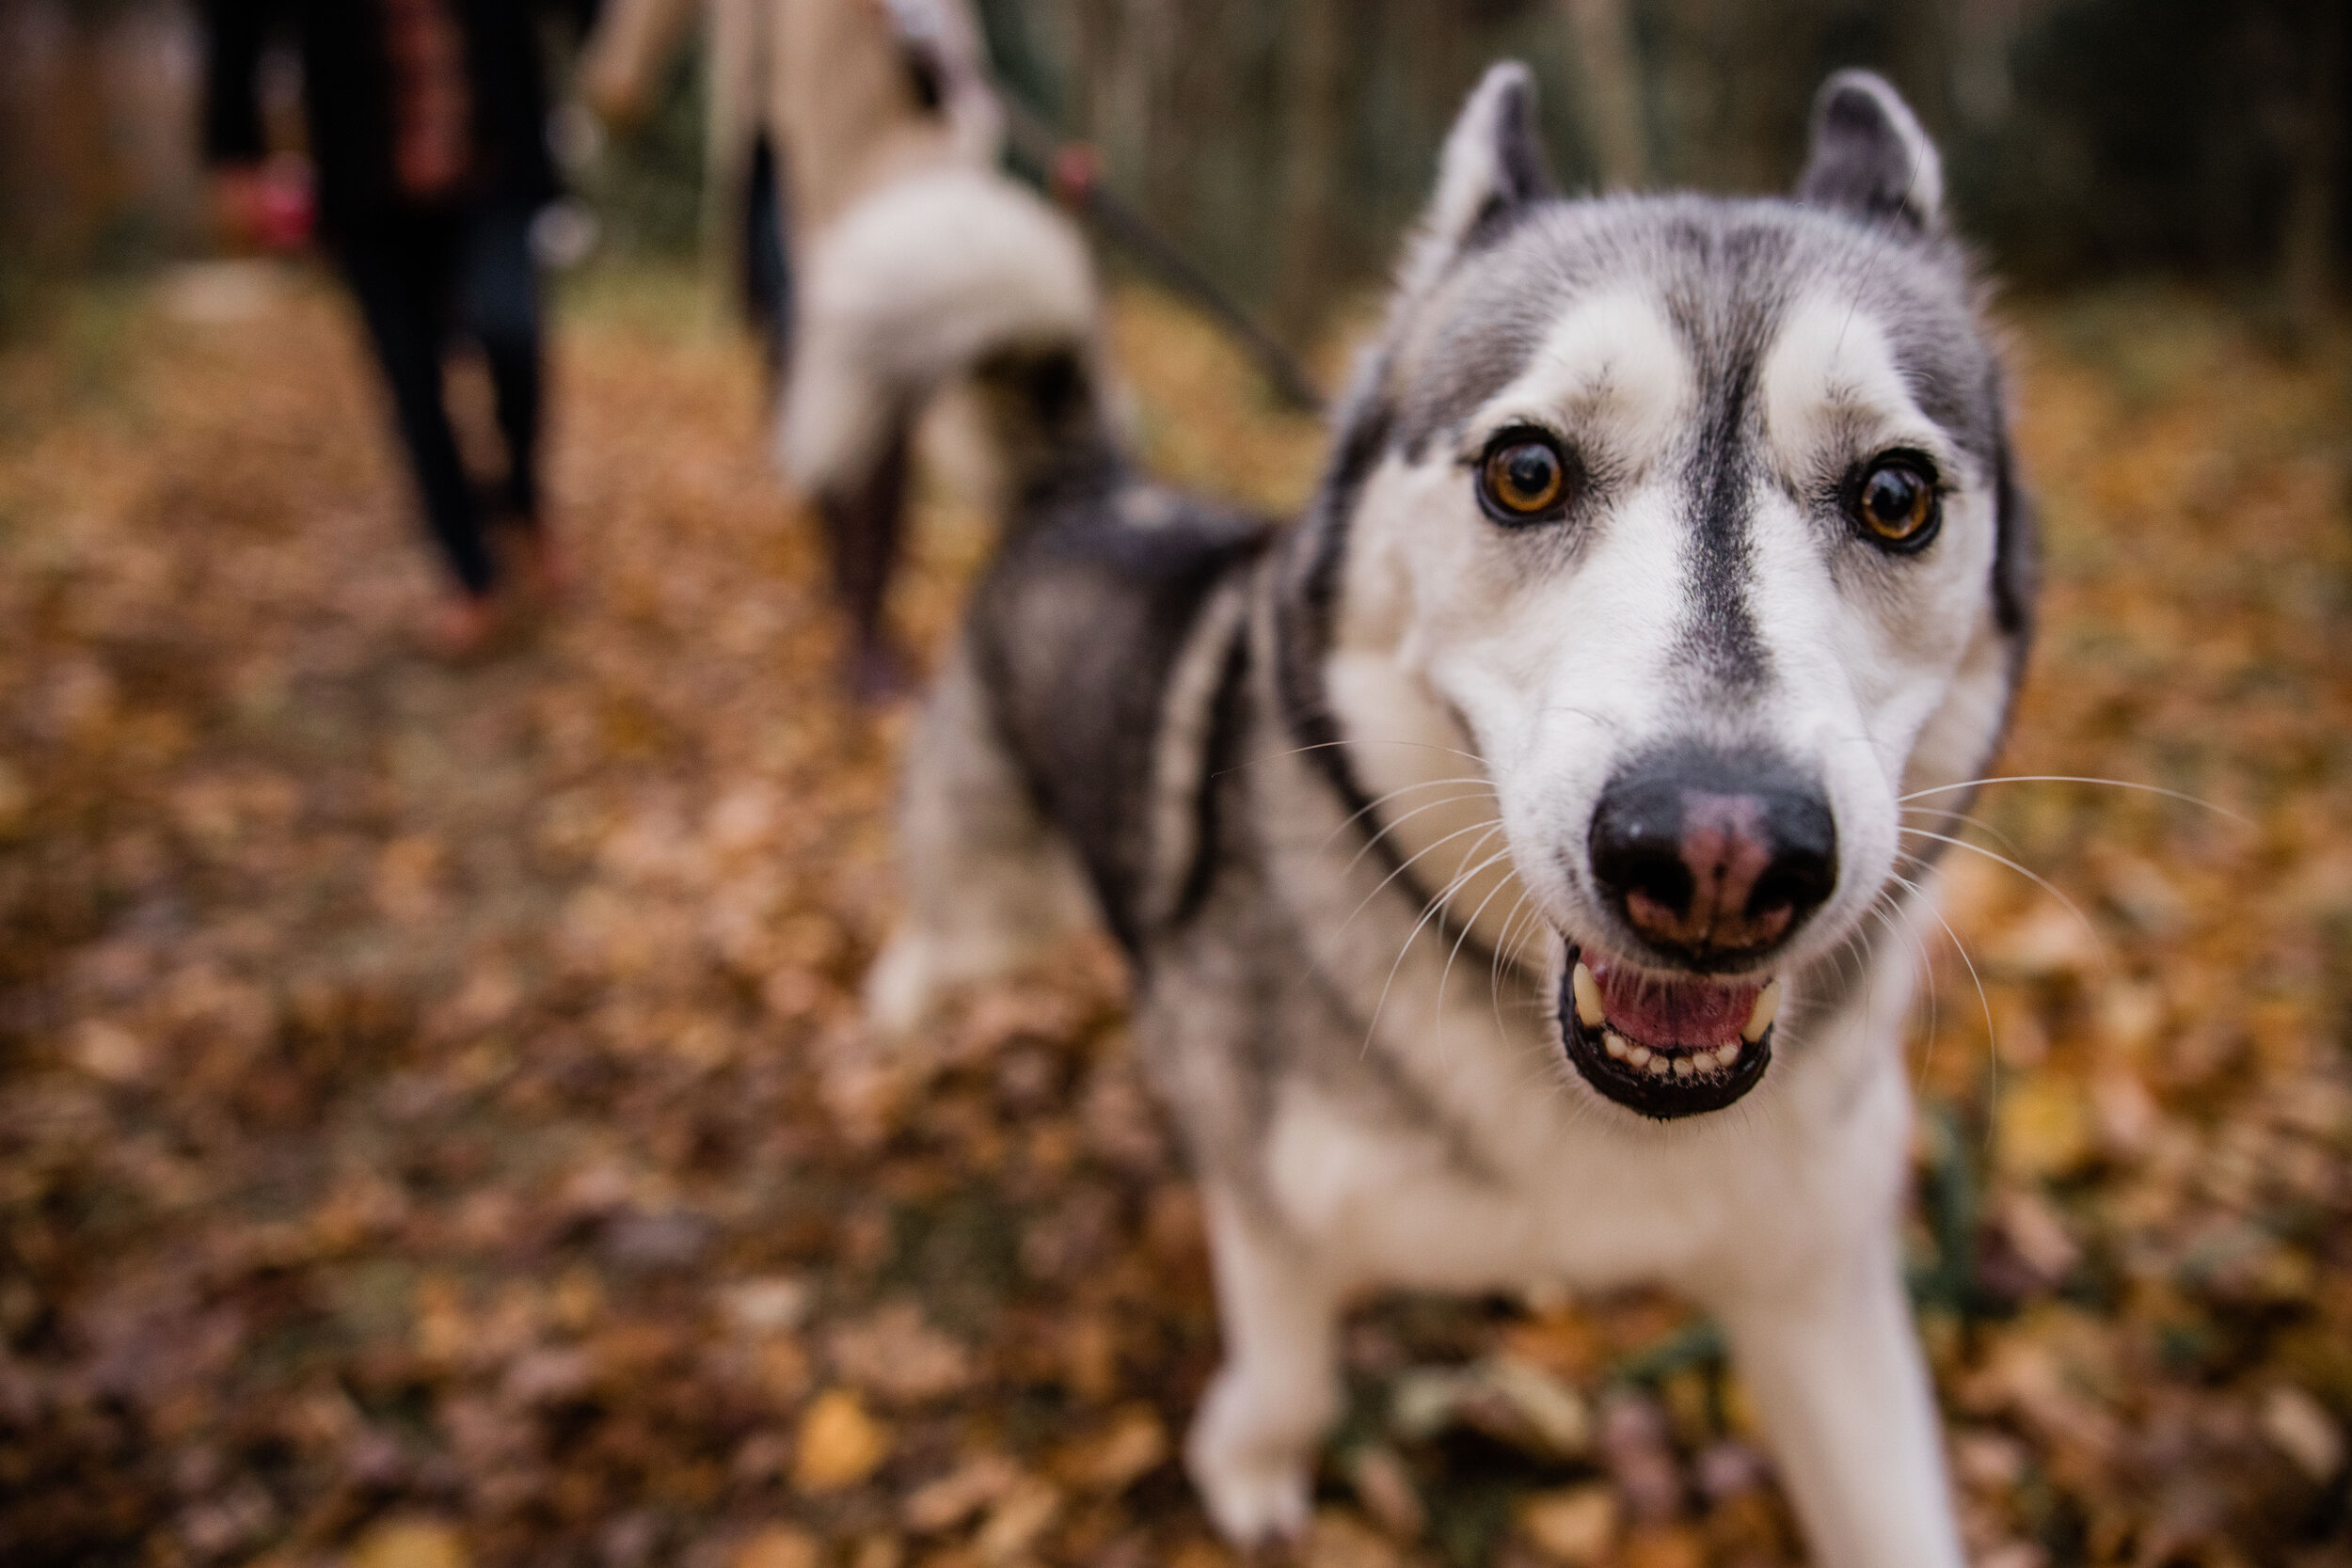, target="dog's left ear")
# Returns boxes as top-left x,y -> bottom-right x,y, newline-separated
1398,62 -> 1557,298
1796,71 -> 1943,235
